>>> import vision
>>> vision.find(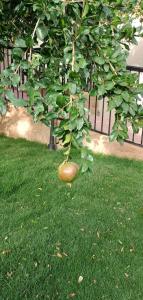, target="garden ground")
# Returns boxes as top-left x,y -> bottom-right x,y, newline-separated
0,136 -> 143,300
